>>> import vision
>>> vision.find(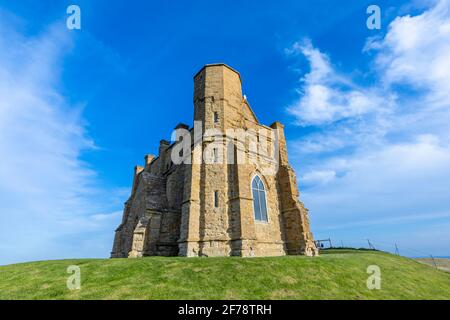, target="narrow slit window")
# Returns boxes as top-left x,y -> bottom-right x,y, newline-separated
213,148 -> 218,163
214,191 -> 219,208
214,112 -> 219,123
